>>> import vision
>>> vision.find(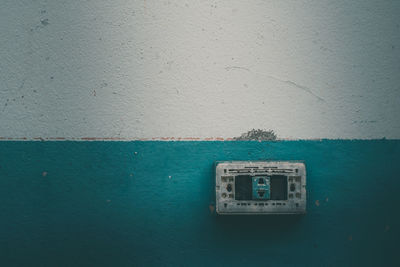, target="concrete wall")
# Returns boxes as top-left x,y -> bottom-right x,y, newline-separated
1,0 -> 400,139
